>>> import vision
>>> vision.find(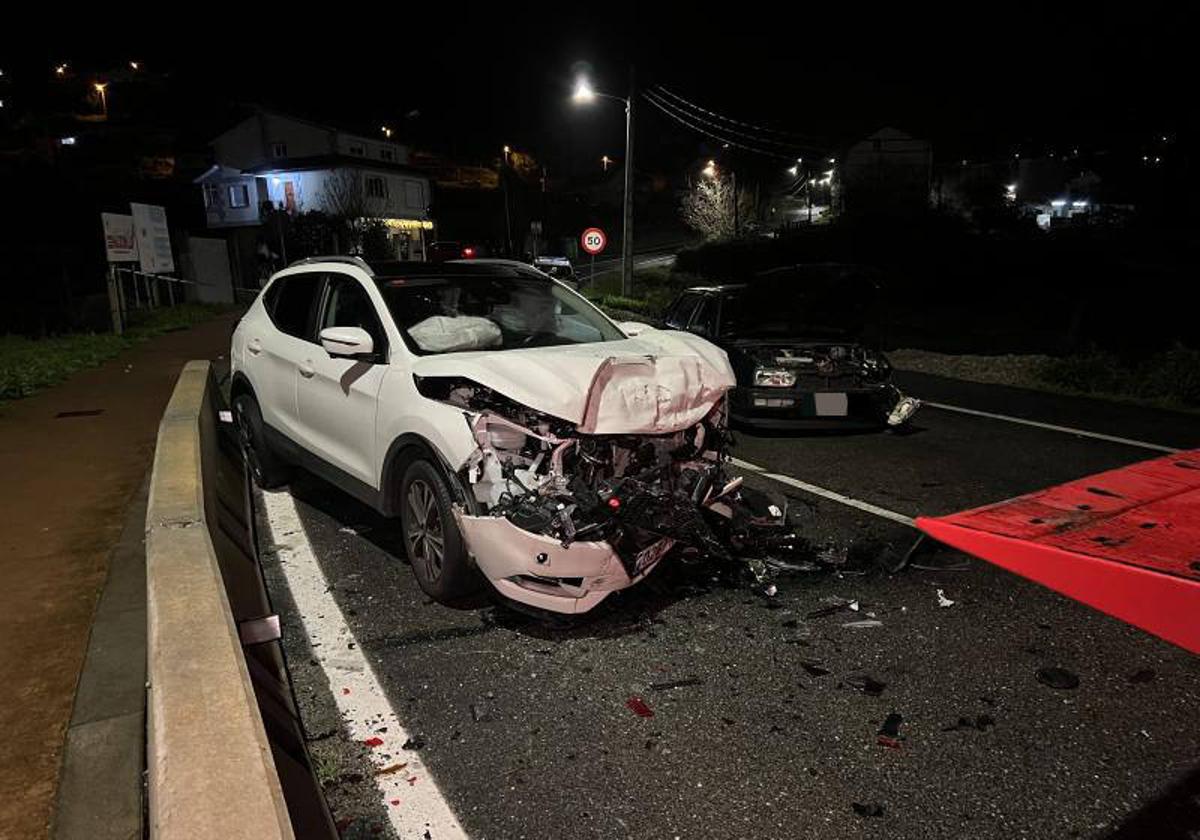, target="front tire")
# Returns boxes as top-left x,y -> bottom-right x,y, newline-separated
233,393 -> 290,489
399,459 -> 481,603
